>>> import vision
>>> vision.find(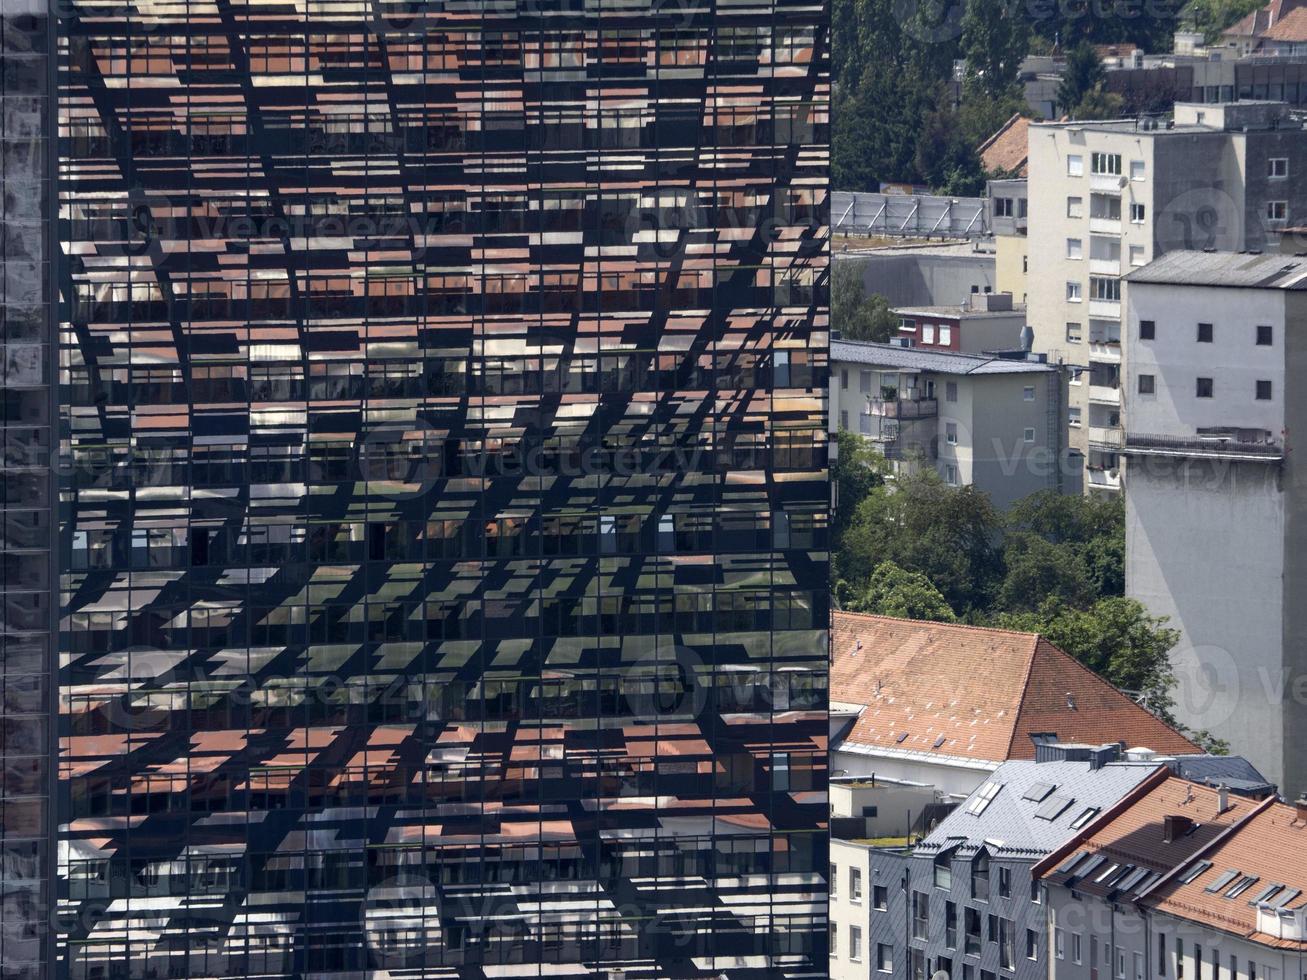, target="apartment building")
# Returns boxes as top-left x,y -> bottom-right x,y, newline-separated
846,750 -> 1167,980
836,243 -> 998,308
1026,101 -> 1307,493
829,614 -> 1201,798
989,179 -> 1030,304
1039,781 -> 1307,980
830,341 -> 1072,509
1122,249 -> 1307,799
894,292 -> 1028,354
43,2 -> 831,978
